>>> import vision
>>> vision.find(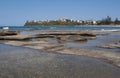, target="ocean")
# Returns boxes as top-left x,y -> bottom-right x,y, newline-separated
0,26 -> 120,31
